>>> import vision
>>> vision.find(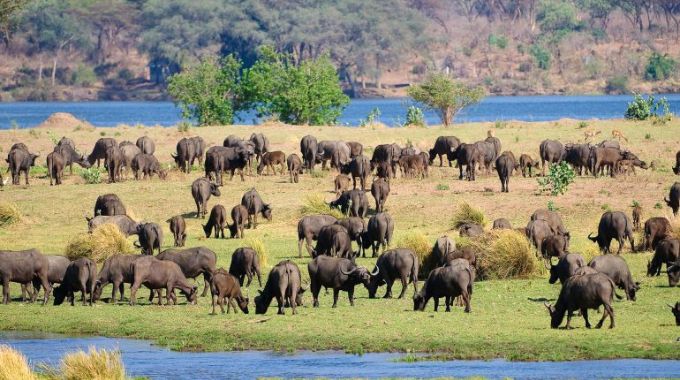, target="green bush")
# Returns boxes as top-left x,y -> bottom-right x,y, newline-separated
488,34 -> 508,49
537,162 -> 575,195
530,44 -> 551,70
407,72 -> 485,126
72,65 -> 97,86
80,168 -> 102,184
405,105 -> 425,127
360,107 -> 381,127
604,76 -> 628,94
645,52 -> 676,81
625,94 -> 673,122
